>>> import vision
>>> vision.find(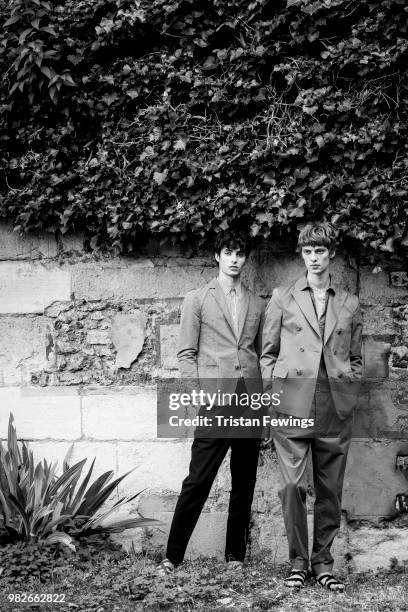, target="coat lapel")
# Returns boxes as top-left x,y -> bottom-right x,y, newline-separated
324,288 -> 347,345
291,278 -> 320,338
237,285 -> 250,341
209,278 -> 236,337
